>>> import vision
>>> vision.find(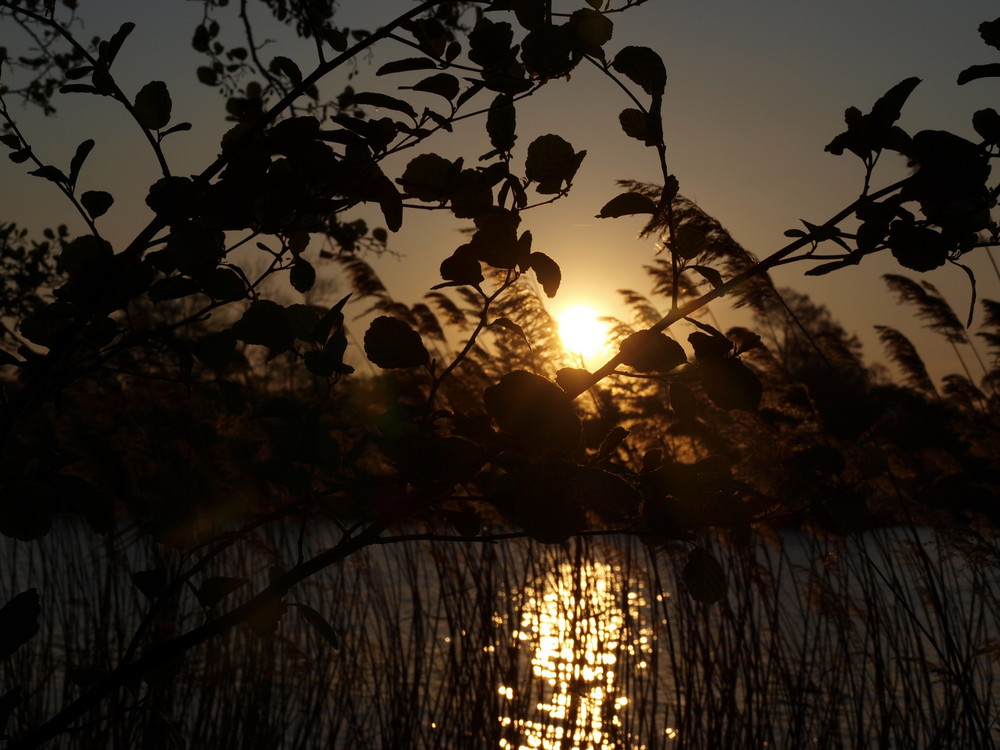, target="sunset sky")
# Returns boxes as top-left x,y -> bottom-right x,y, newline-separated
2,0 -> 999,384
